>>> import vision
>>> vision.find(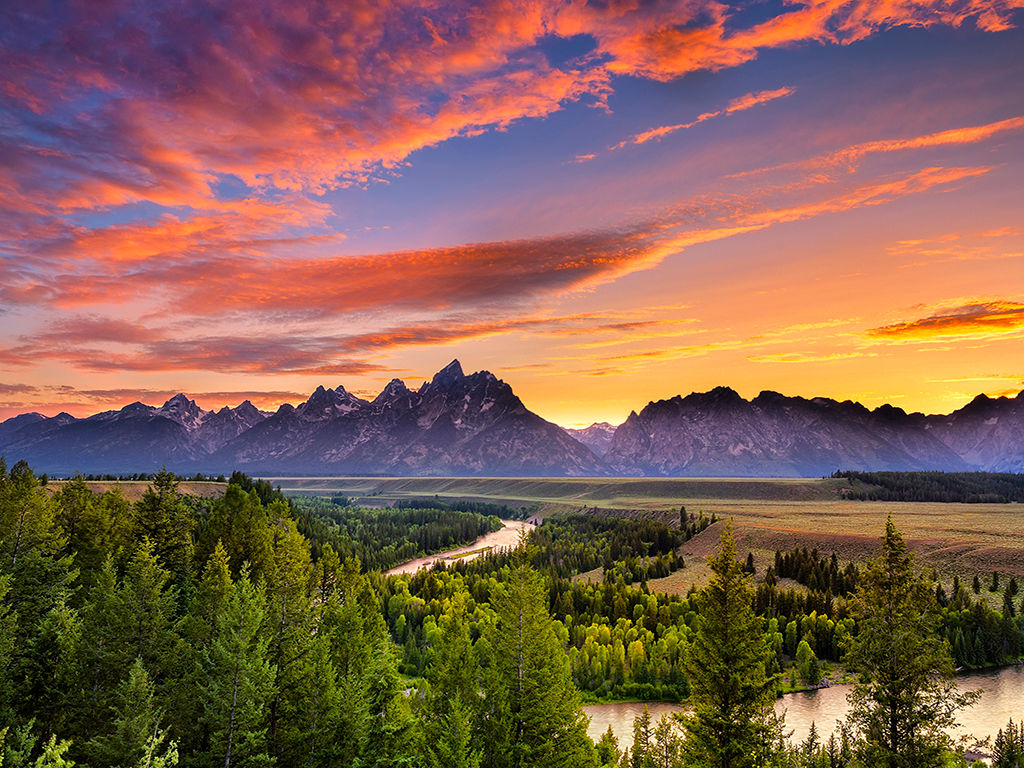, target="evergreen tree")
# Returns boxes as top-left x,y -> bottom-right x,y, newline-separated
262,507 -> 314,763
73,557 -> 123,736
0,574 -> 19,720
32,736 -> 75,768
595,726 -> 620,768
480,566 -> 596,768
843,516 -> 977,768
677,522 -> 779,768
992,718 -> 1024,768
651,715 -> 681,768
631,706 -> 652,768
118,540 -> 178,680
198,568 -> 275,768
423,595 -> 481,768
132,471 -> 194,592
85,658 -> 176,768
